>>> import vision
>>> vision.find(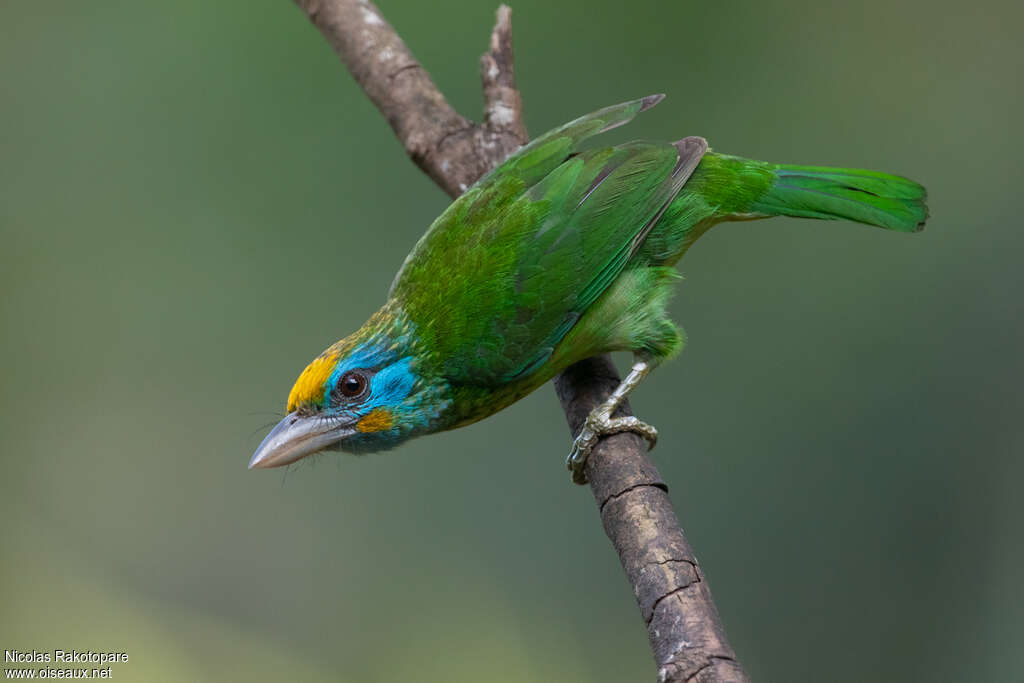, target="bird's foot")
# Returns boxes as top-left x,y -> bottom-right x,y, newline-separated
566,409 -> 658,485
